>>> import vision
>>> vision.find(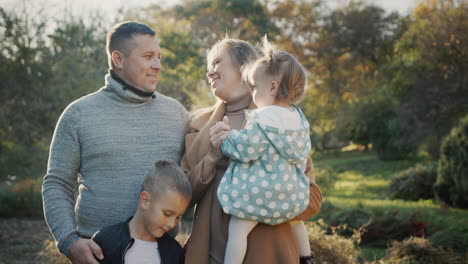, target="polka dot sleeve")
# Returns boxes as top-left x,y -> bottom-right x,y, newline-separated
220,123 -> 269,162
